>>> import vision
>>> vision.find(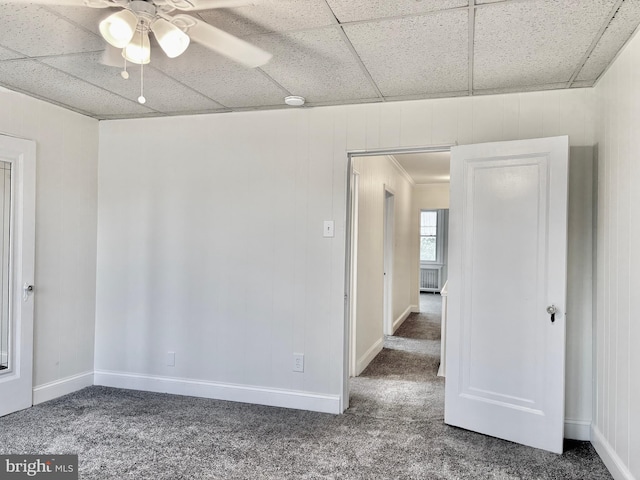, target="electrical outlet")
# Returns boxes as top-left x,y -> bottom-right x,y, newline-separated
167,351 -> 175,367
293,353 -> 304,372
